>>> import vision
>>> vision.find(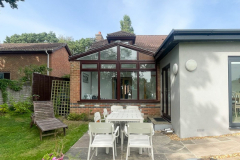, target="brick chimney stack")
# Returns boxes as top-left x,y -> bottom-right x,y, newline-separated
95,31 -> 104,42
